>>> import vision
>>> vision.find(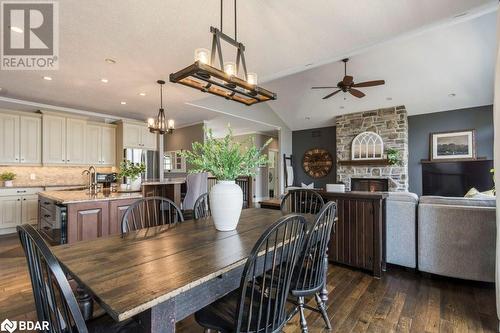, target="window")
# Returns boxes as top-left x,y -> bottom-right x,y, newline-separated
351,131 -> 384,160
